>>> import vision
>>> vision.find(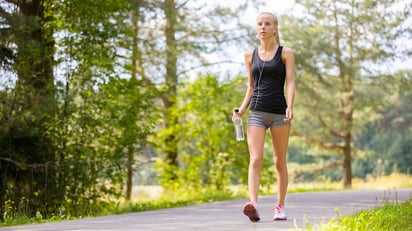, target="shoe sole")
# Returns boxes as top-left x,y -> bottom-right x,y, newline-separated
243,203 -> 260,222
273,216 -> 287,221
